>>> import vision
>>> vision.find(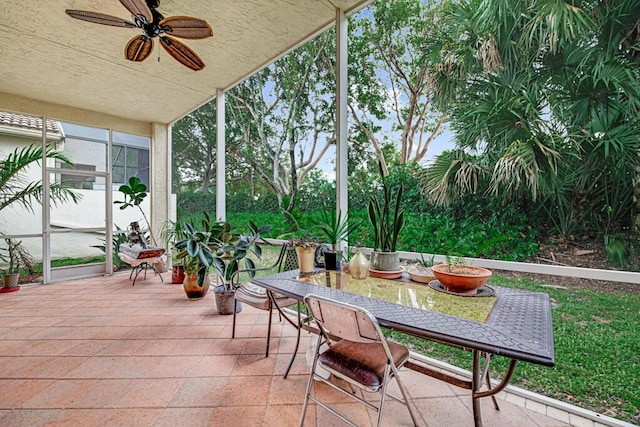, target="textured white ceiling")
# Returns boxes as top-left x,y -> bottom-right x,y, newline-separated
0,0 -> 370,125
